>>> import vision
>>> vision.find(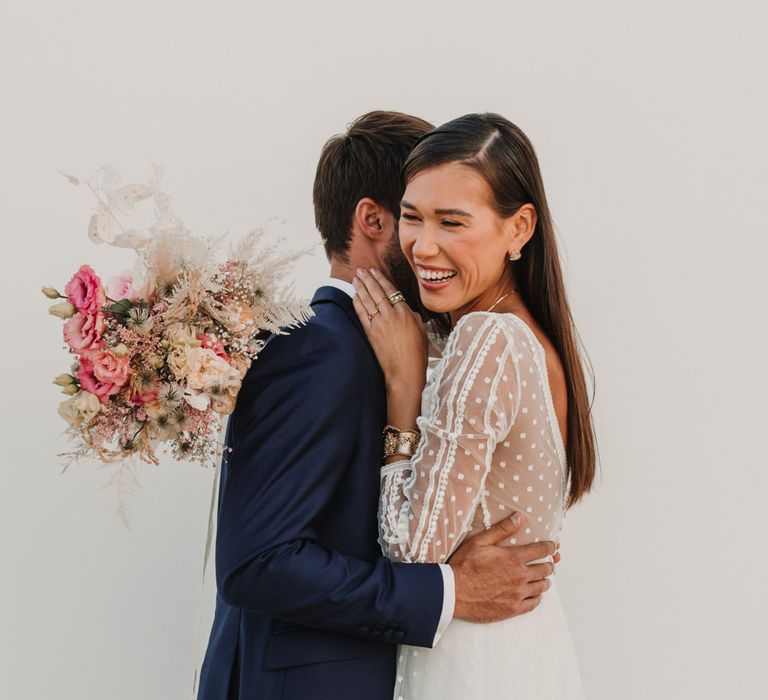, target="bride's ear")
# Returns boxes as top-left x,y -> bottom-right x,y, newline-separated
354,198 -> 390,242
504,203 -> 537,256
